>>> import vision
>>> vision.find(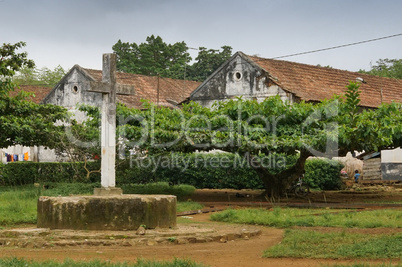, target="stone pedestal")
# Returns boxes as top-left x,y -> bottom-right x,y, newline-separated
93,187 -> 123,196
37,195 -> 176,230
